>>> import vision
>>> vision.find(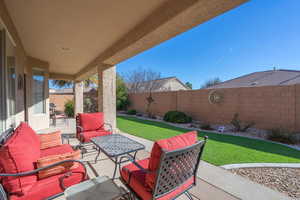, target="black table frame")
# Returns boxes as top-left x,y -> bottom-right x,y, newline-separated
91,134 -> 145,179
